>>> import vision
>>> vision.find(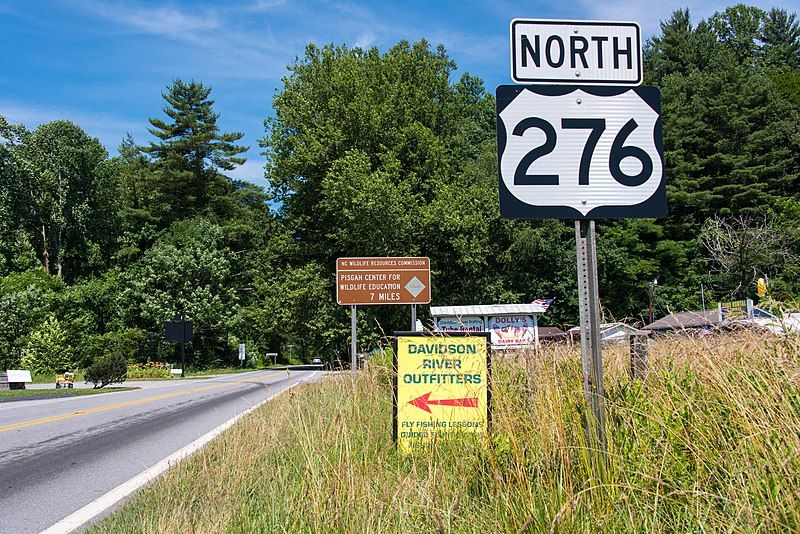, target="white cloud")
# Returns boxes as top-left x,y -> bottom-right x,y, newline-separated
75,1 -> 289,81
354,31 -> 377,49
428,29 -> 507,62
579,0 -> 796,37
83,1 -> 219,39
226,158 -> 267,186
0,100 -> 143,150
249,0 -> 286,11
